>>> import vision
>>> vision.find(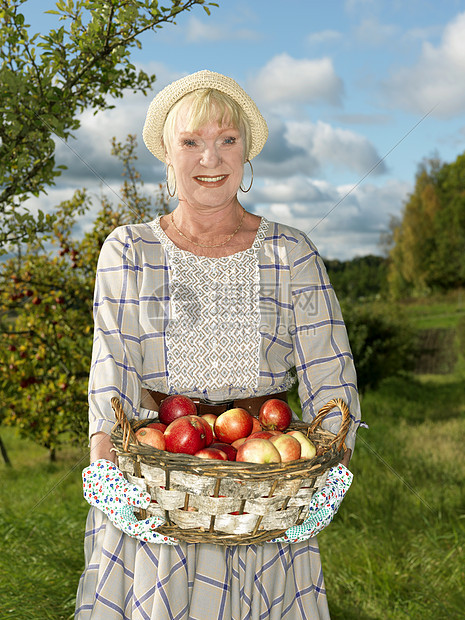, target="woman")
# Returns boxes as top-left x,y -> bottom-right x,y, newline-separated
75,70 -> 361,619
